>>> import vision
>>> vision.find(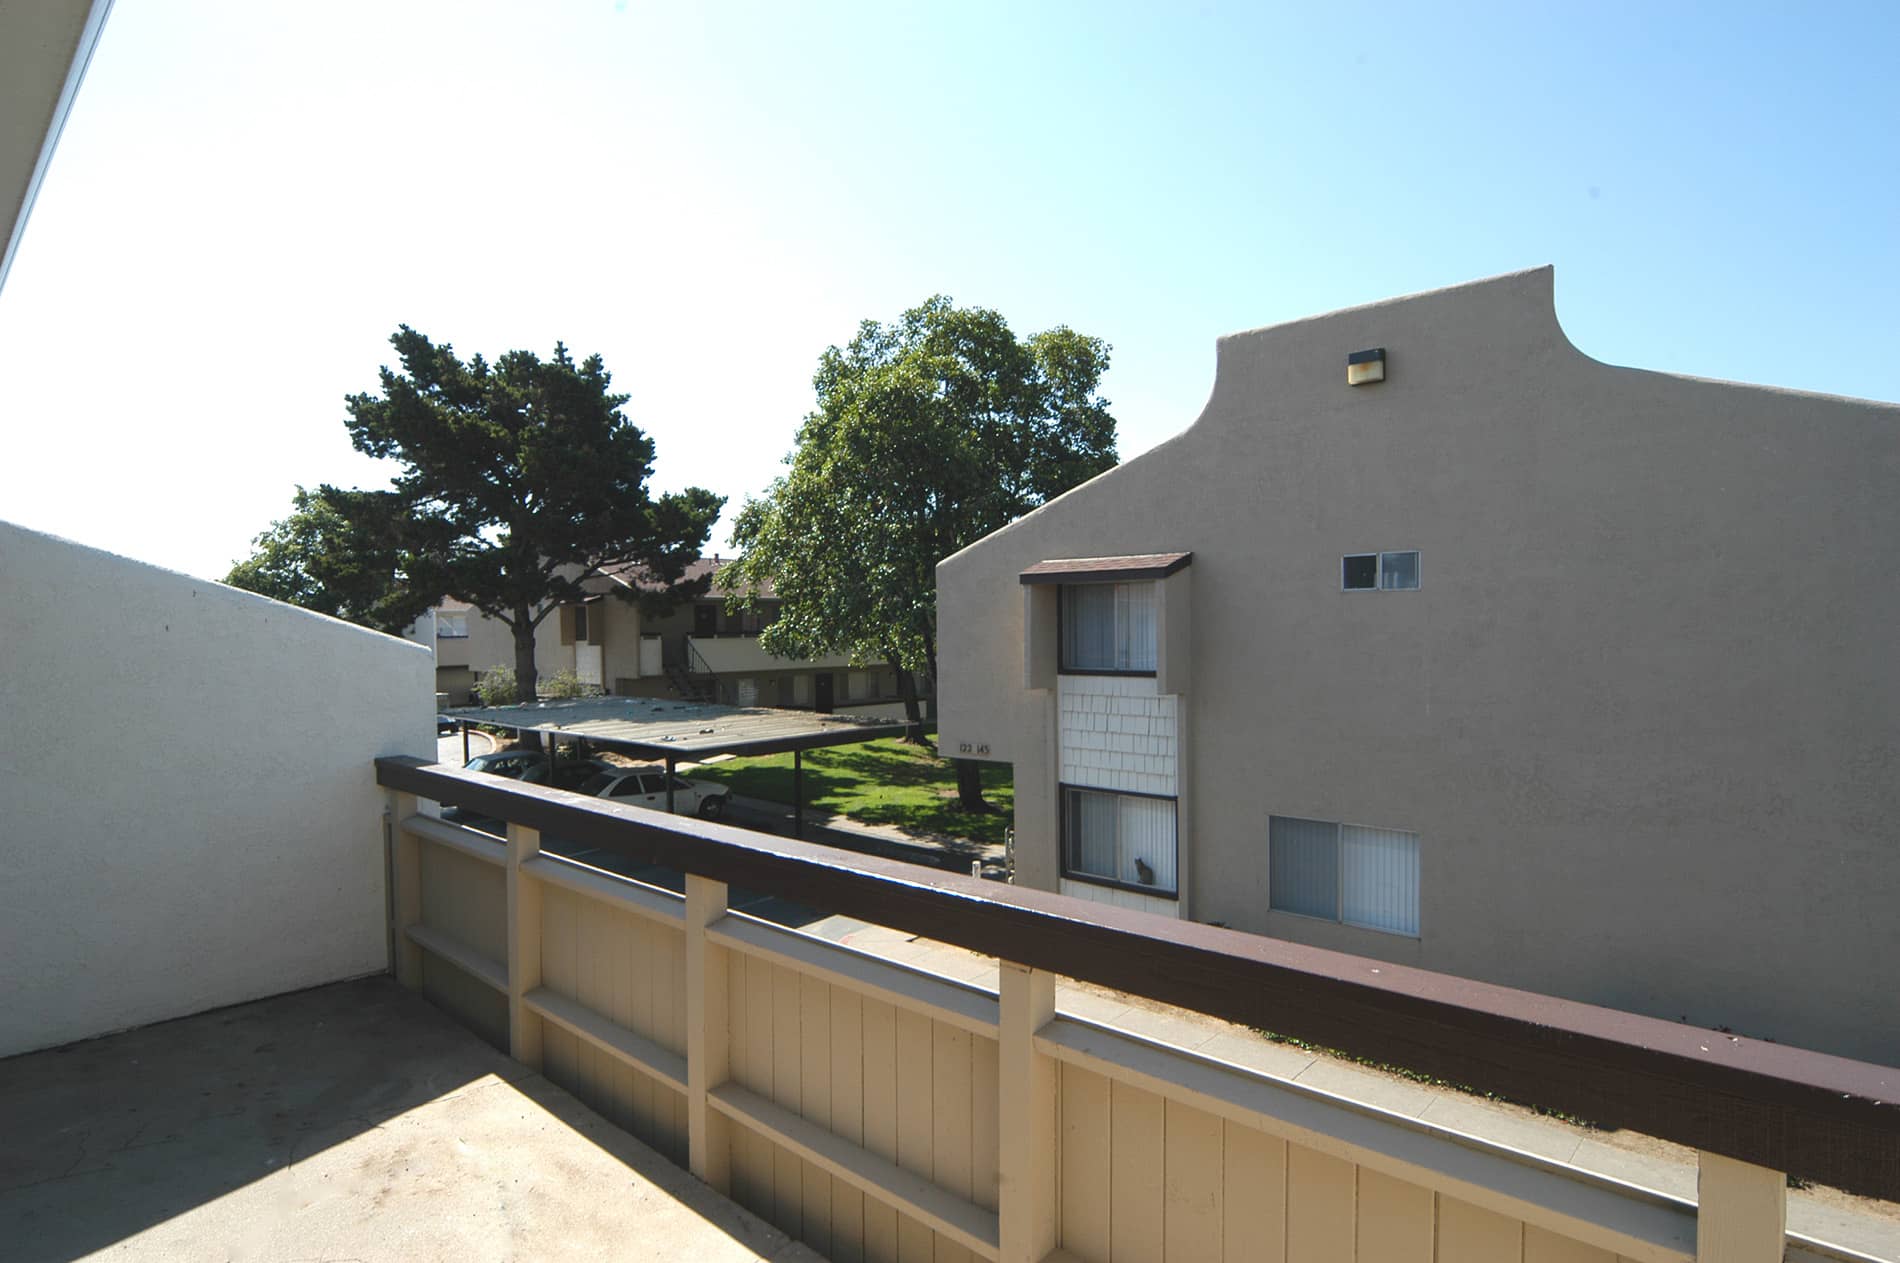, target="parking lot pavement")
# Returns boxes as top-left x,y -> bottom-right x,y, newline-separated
436,727 -> 497,765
